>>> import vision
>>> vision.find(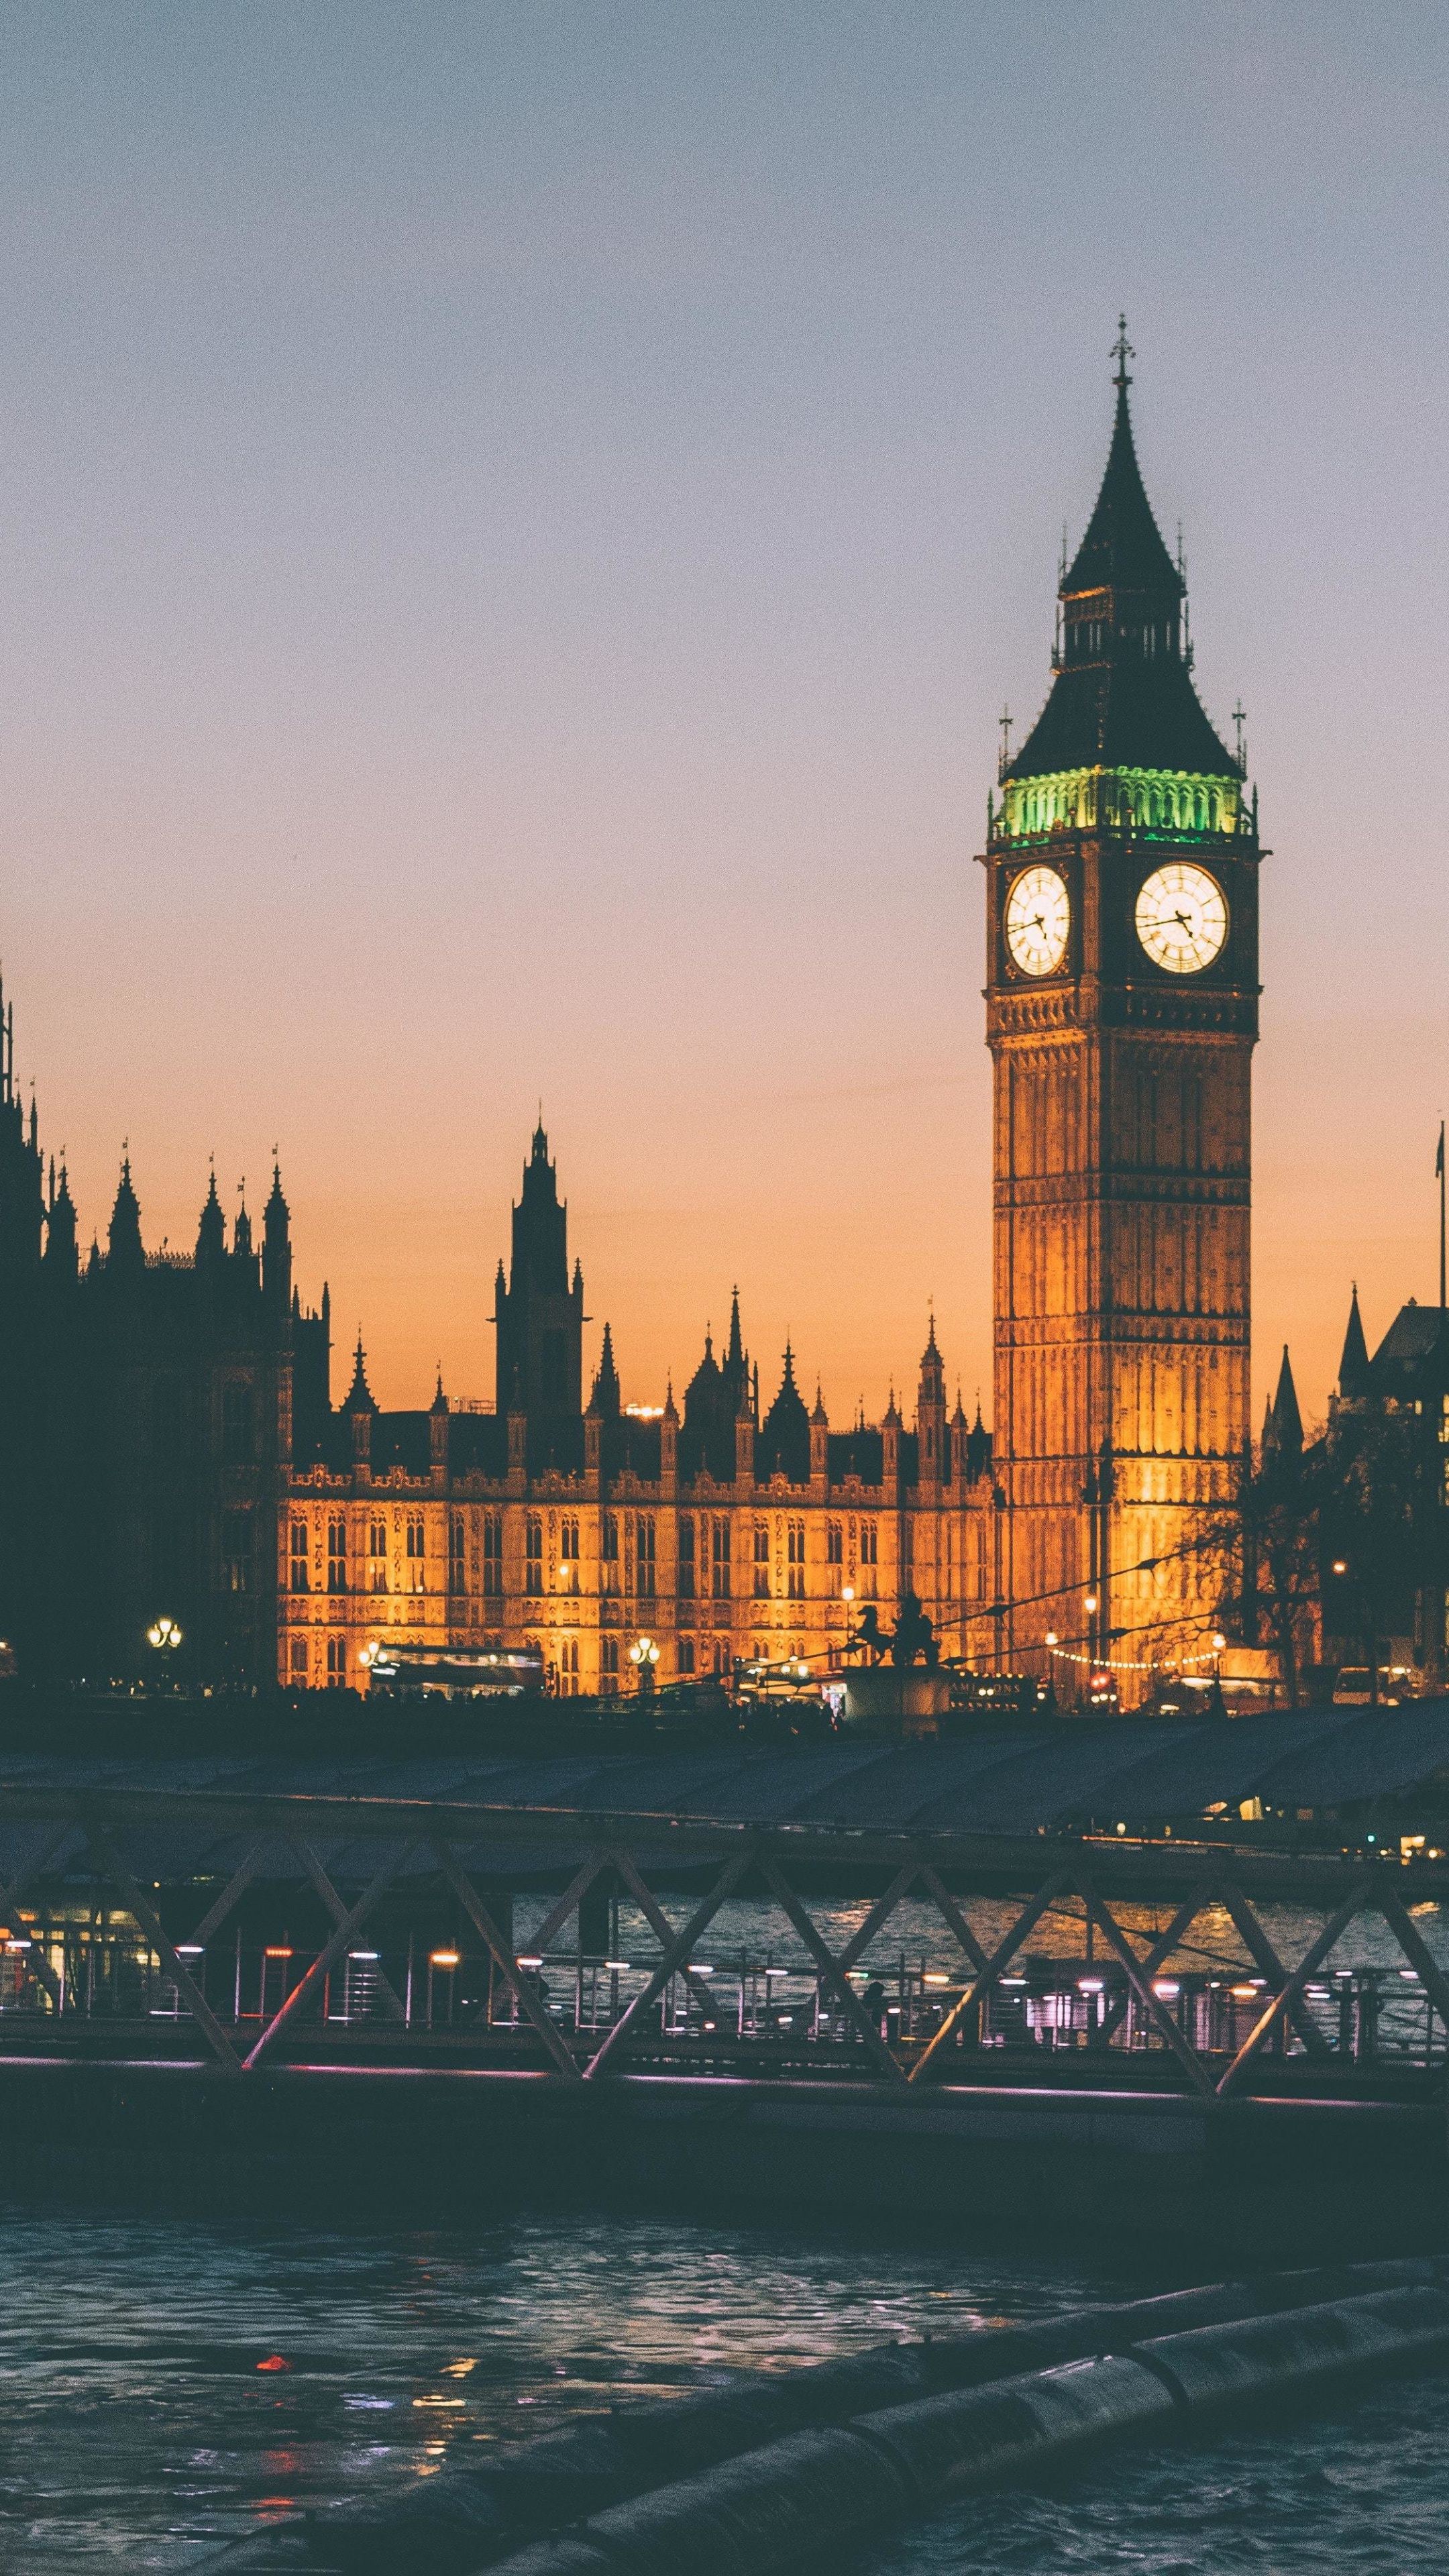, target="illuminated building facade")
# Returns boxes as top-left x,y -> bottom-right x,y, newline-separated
280,1126 -> 1000,1692
985,339 -> 1258,1690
